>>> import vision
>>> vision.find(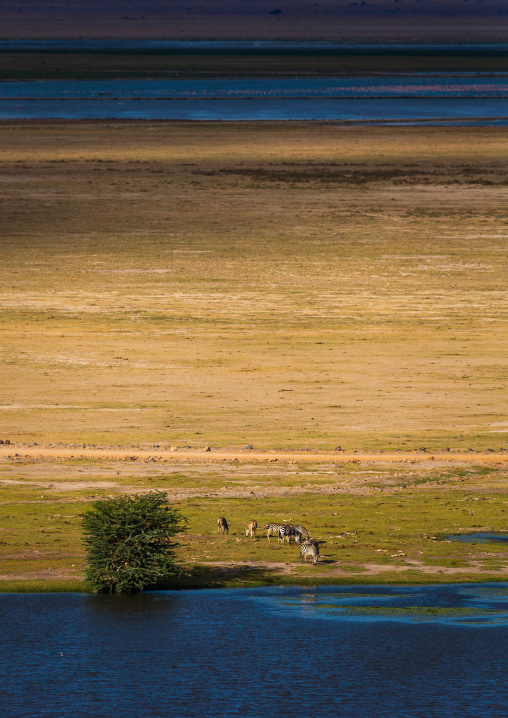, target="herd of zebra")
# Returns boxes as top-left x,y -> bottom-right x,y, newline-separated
217,517 -> 320,565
